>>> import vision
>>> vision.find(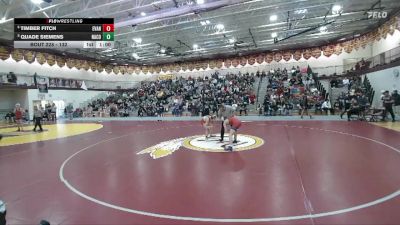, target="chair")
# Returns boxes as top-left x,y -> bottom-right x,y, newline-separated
365,108 -> 384,122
